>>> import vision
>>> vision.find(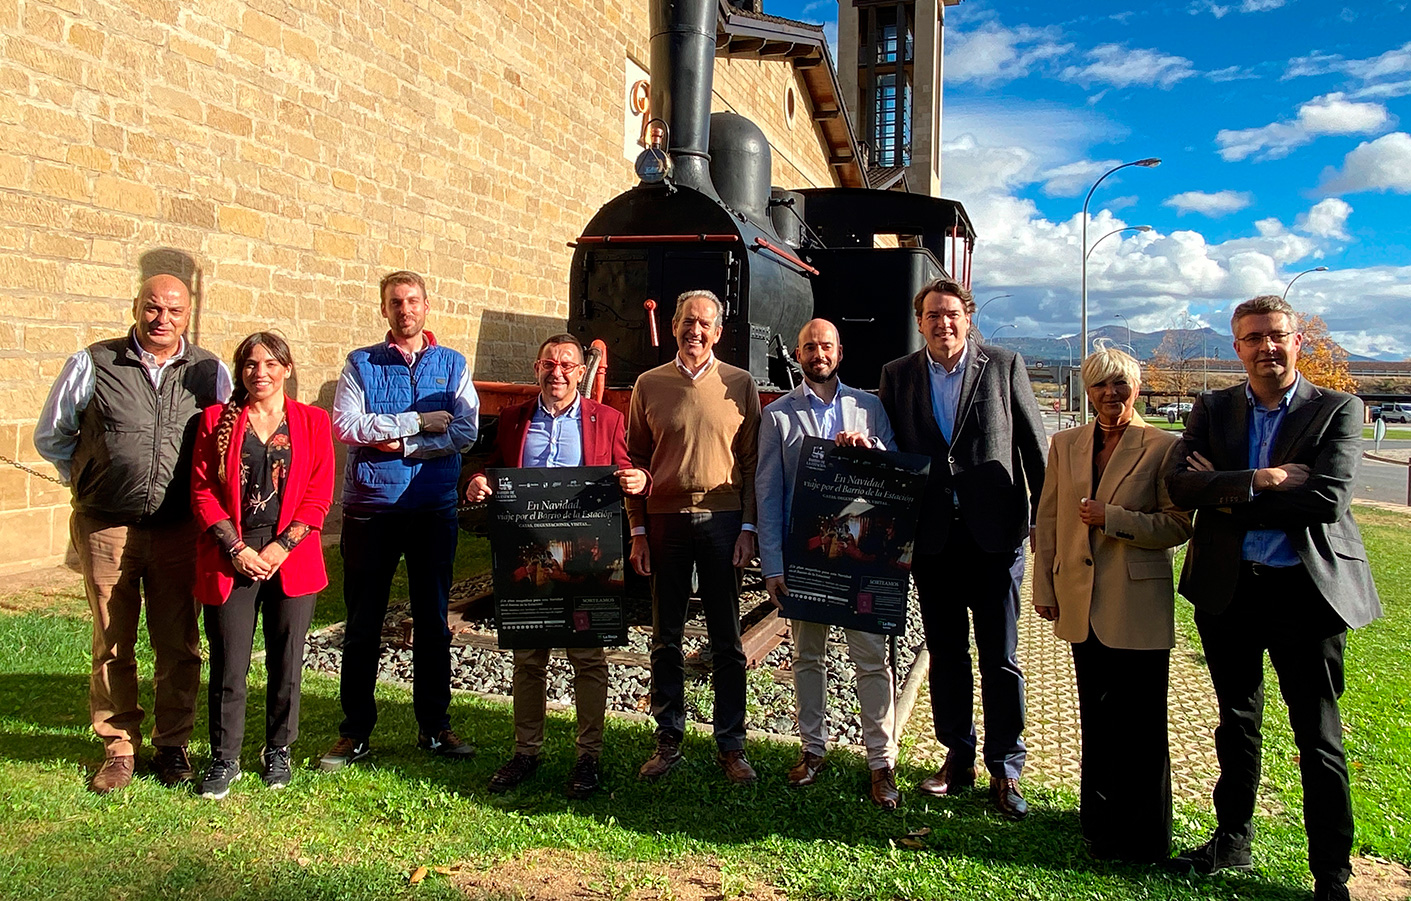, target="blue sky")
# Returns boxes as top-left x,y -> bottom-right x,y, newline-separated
773,0 -> 1411,358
